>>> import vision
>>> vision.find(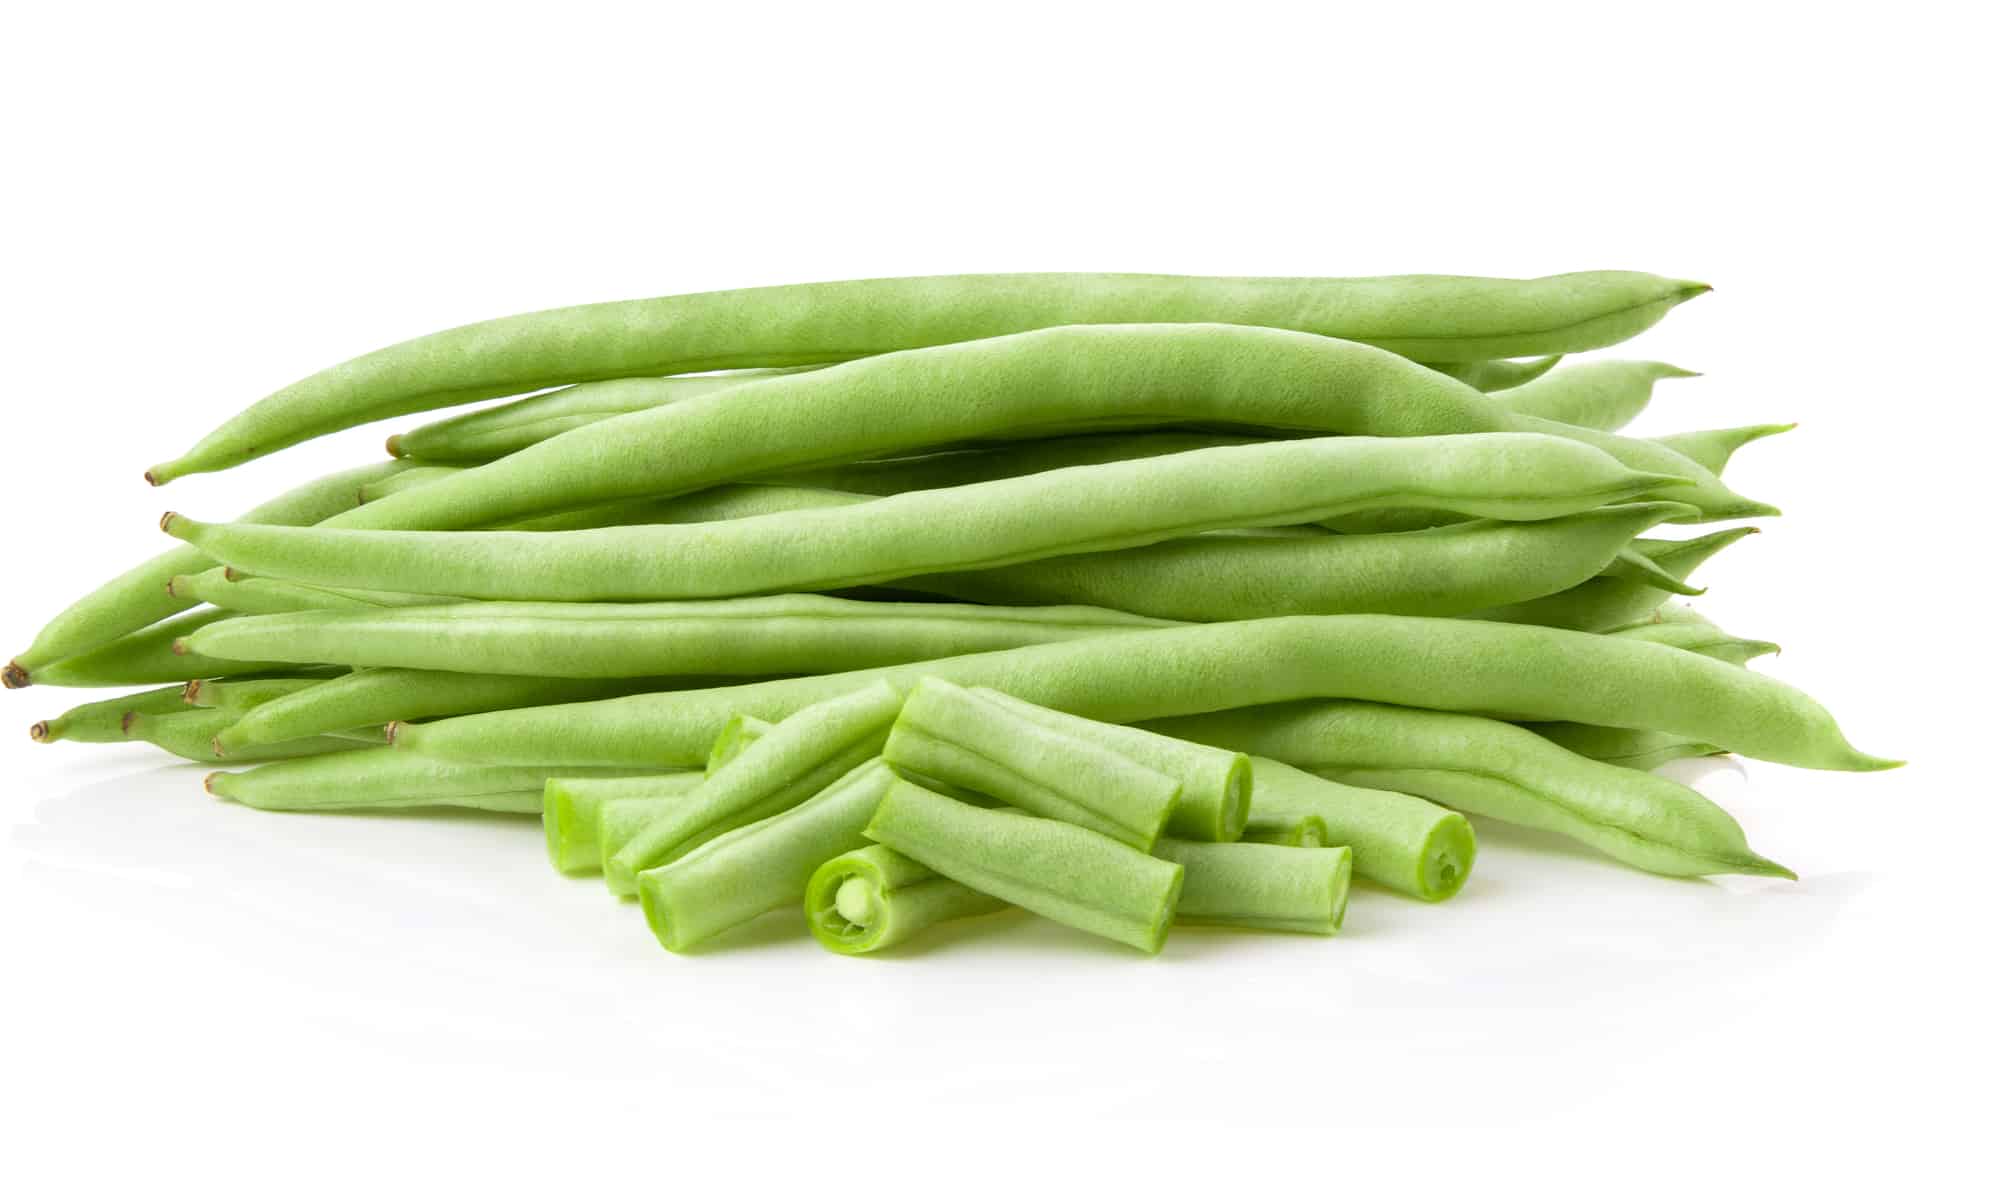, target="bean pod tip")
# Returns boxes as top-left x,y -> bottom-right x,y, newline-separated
2,660 -> 29,689
28,720 -> 51,743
